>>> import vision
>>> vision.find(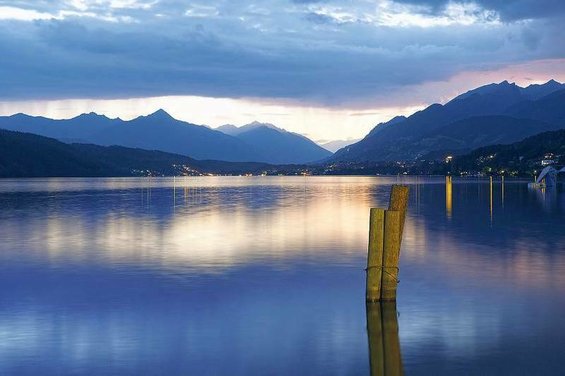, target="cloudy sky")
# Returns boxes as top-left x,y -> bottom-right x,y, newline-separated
0,0 -> 564,142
